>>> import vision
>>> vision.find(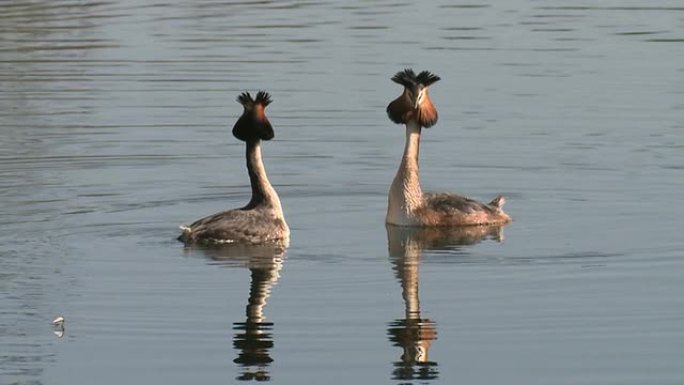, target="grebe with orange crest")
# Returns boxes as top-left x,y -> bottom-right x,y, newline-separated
386,69 -> 511,227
